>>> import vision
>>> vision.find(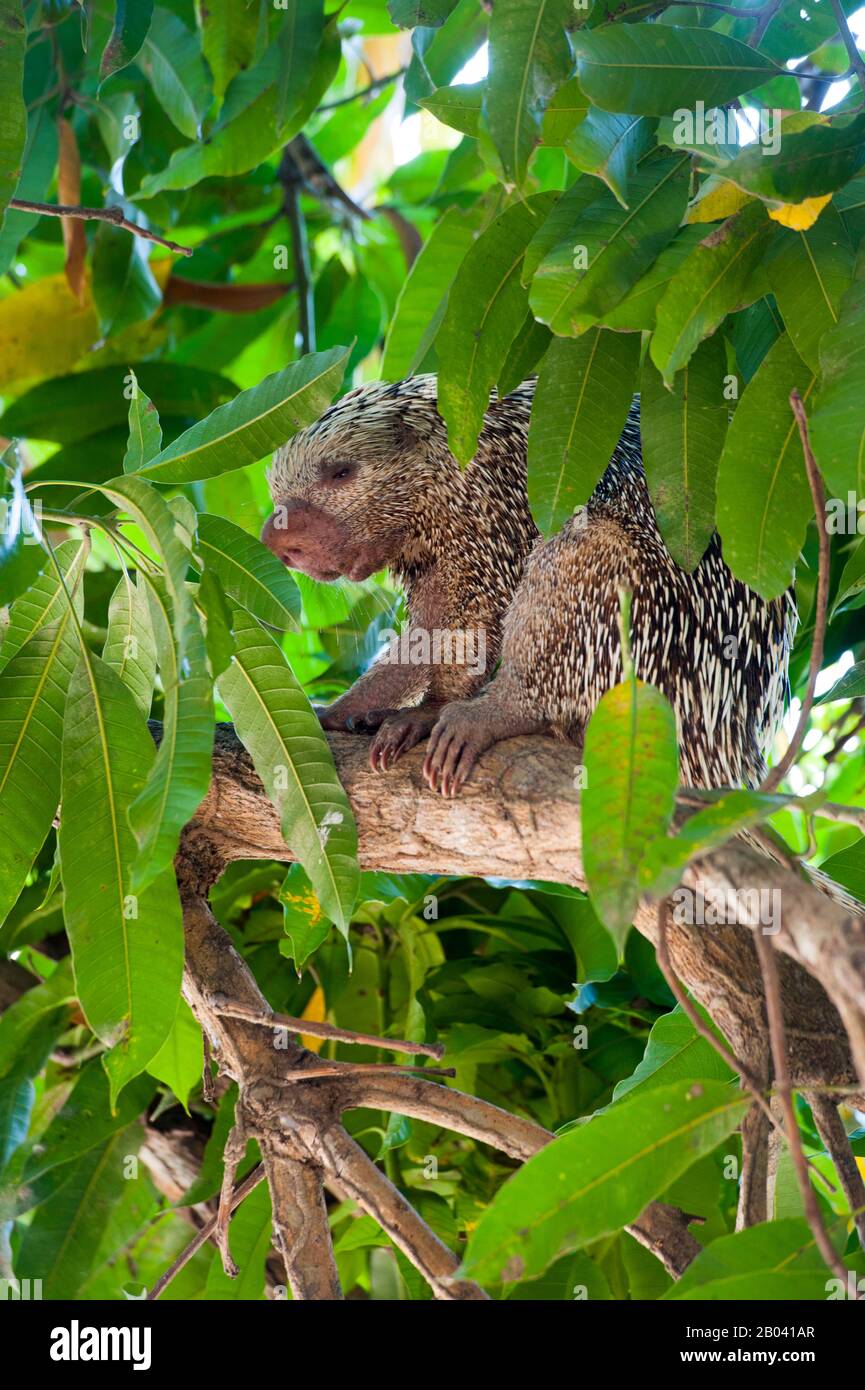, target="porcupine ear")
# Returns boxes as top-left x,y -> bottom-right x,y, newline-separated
392,412 -> 422,453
